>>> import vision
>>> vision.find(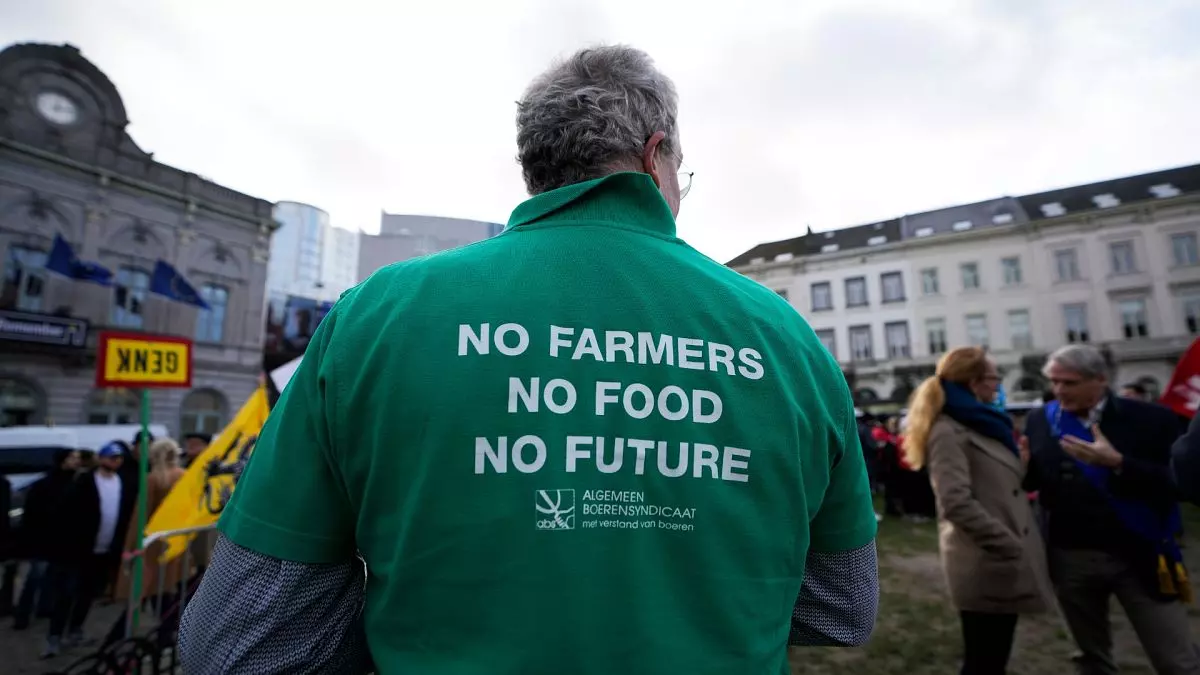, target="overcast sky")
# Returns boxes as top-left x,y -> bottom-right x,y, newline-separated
3,0 -> 1198,262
